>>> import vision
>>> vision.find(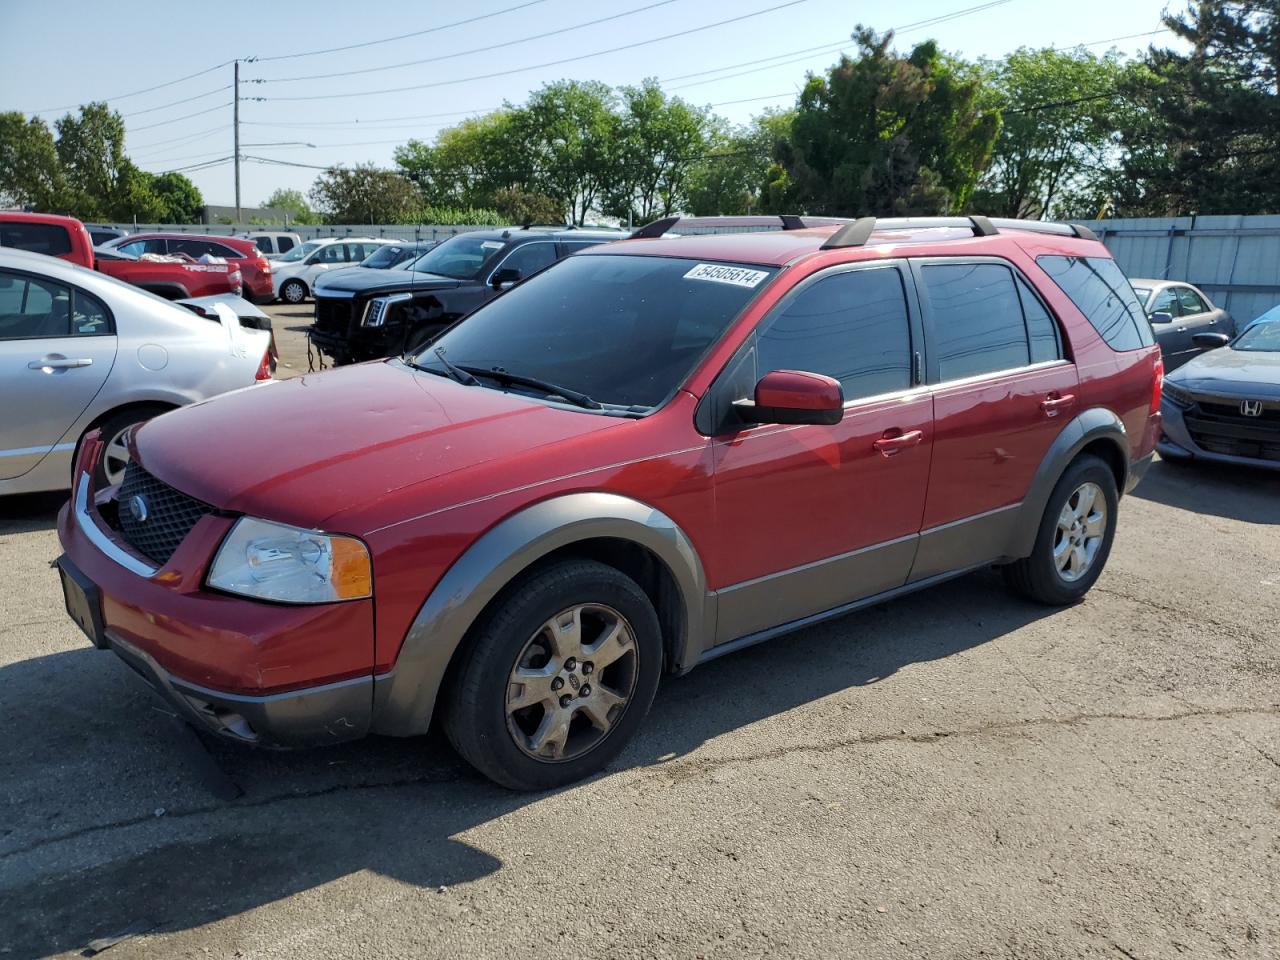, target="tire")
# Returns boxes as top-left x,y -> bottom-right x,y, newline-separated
280,279 -> 308,304
1002,454 -> 1119,605
88,405 -> 170,489
442,558 -> 663,791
